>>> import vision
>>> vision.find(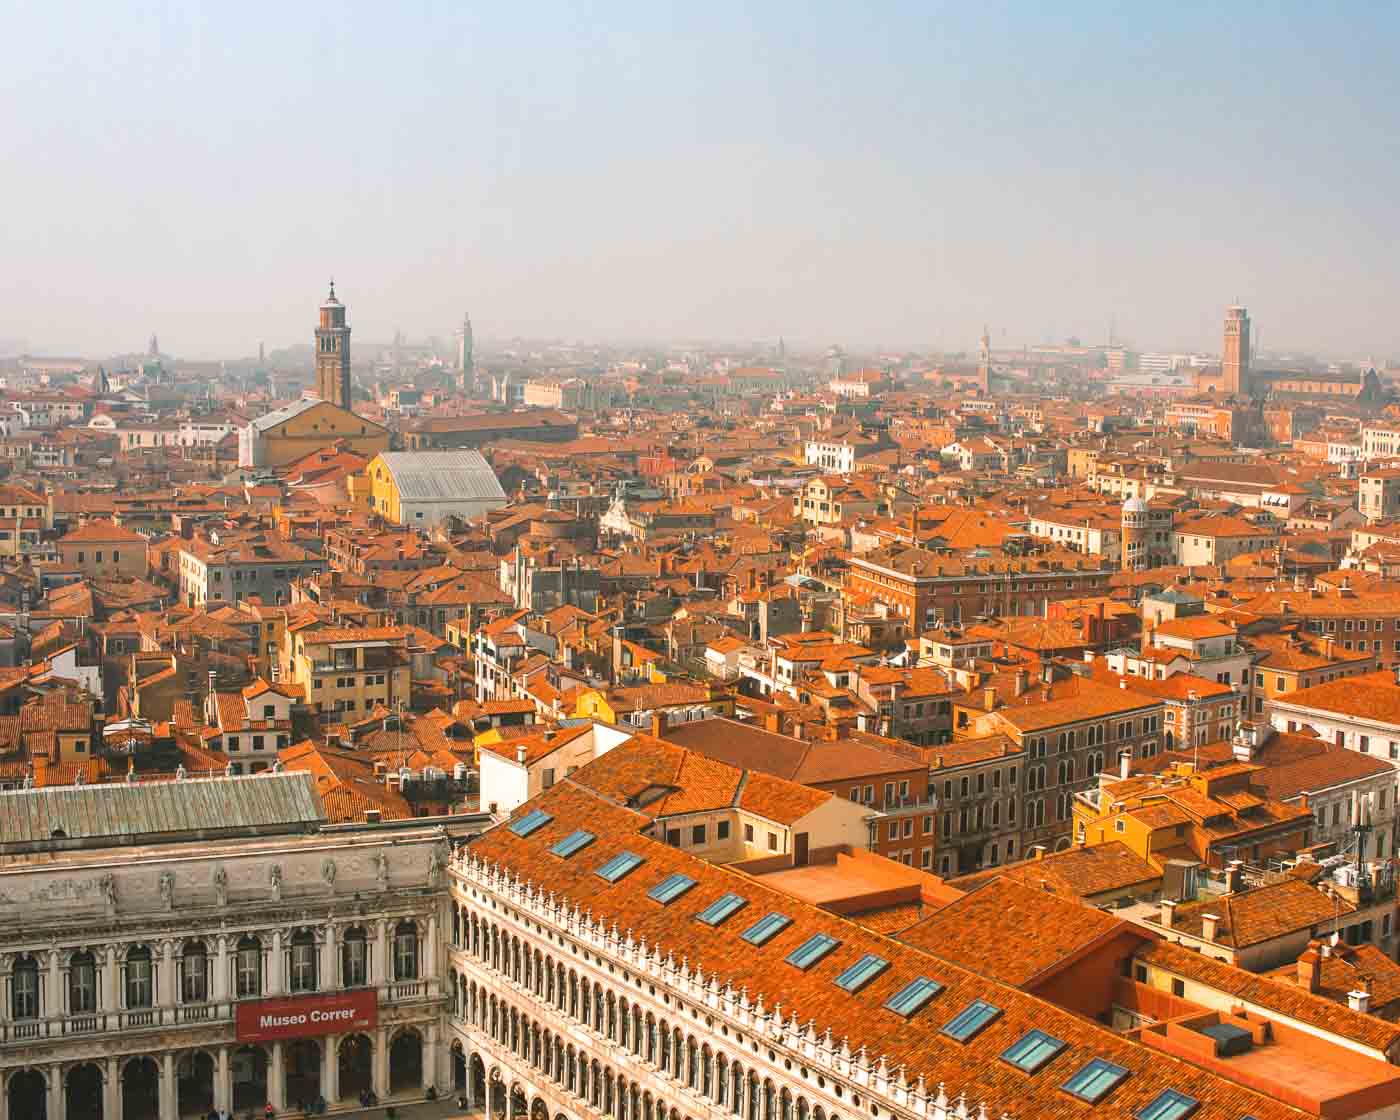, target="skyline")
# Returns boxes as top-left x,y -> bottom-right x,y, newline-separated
4,2 -> 1400,359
